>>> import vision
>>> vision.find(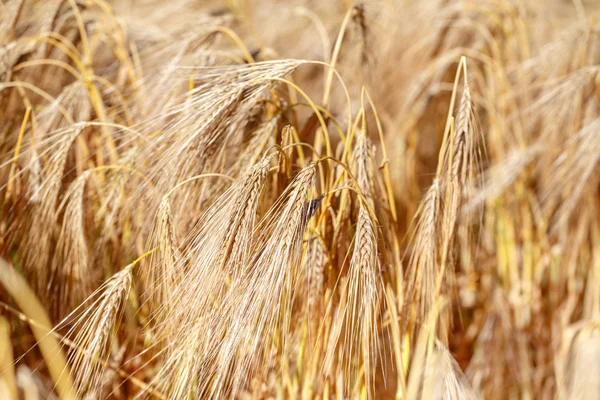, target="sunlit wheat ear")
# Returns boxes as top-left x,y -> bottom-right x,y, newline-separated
151,318 -> 216,399
151,158 -> 301,398
172,87 -> 244,181
136,60 -> 302,198
438,85 -> 477,336
20,127 -> 81,306
51,170 -> 93,319
147,158 -> 275,396
566,324 -> 600,400
407,179 -> 441,320
353,131 -> 376,204
516,24 -> 588,86
343,205 -> 381,393
325,131 -> 383,395
305,234 -> 327,337
321,280 -> 351,398
440,85 -> 475,251
406,83 -> 478,325
448,85 -> 475,187
94,158 -> 138,246
216,156 -> 273,278
419,341 -> 477,400
149,156 -> 273,331
64,264 -> 133,398
205,163 -> 317,398
0,40 -> 29,86
141,196 -> 178,316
